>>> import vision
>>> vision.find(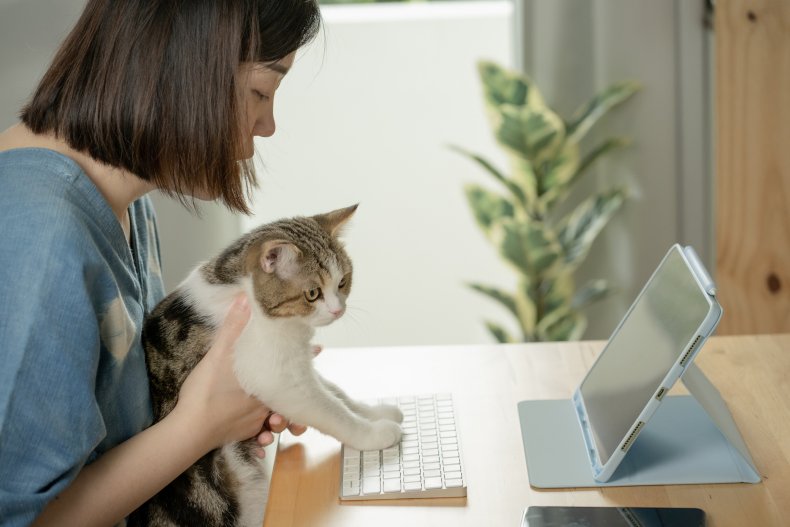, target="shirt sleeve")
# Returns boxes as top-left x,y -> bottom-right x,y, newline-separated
0,213 -> 107,526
